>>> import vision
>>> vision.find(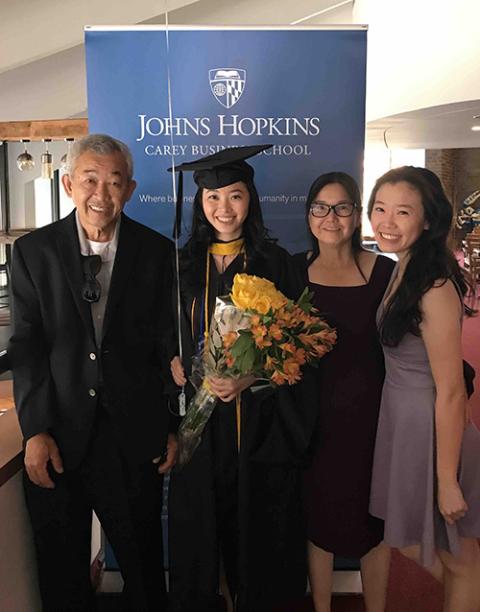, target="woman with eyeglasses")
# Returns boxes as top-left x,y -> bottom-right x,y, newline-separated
295,172 -> 394,612
368,166 -> 480,611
